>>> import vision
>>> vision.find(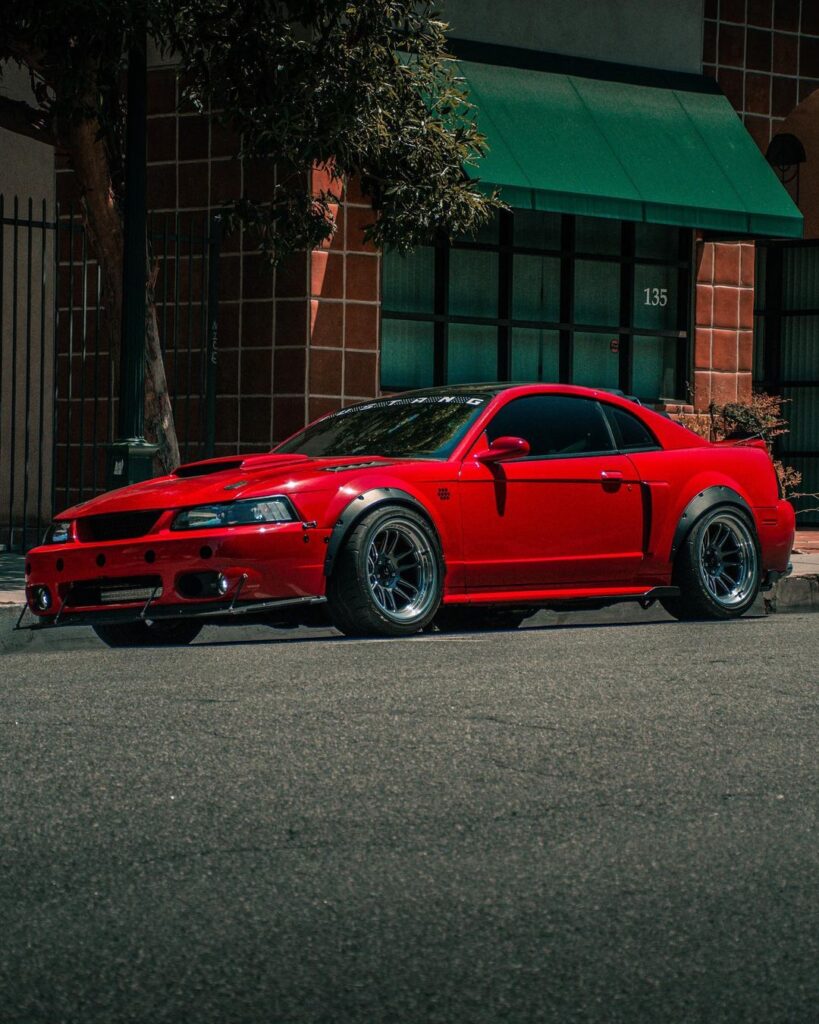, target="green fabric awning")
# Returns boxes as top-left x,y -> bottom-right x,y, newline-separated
459,58 -> 803,238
